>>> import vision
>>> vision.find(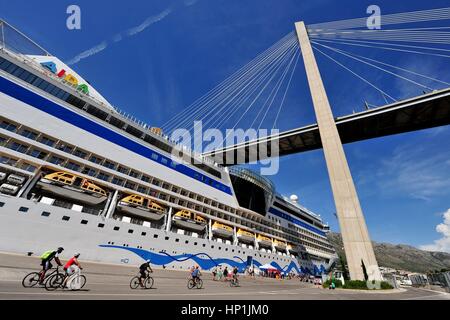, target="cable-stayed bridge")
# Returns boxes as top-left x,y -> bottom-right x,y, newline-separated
162,6 -> 450,281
